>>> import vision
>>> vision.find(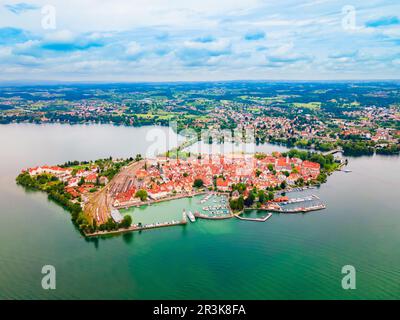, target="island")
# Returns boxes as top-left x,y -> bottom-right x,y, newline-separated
16,148 -> 341,237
